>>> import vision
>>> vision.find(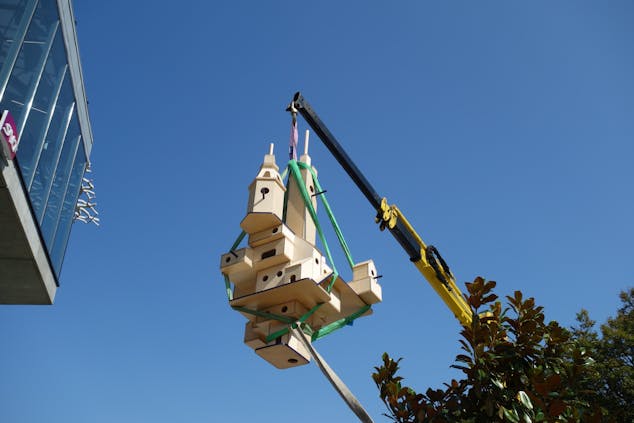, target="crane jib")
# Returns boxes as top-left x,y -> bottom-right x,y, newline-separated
291,92 -> 422,262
